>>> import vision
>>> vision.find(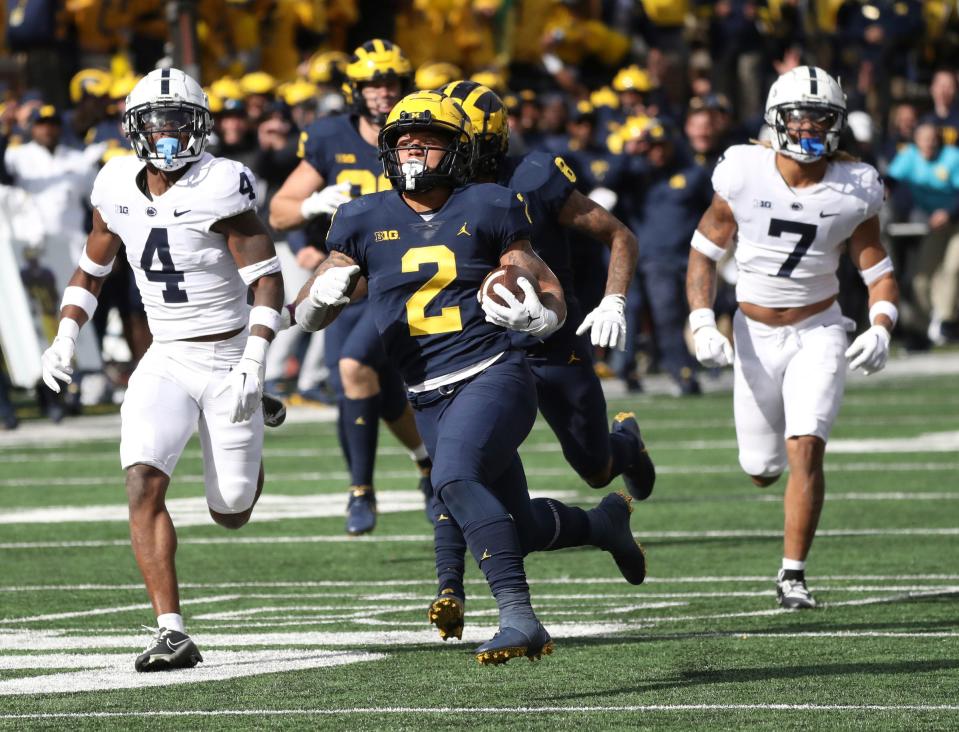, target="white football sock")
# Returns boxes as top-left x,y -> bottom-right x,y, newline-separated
157,612 -> 185,633
782,558 -> 806,572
